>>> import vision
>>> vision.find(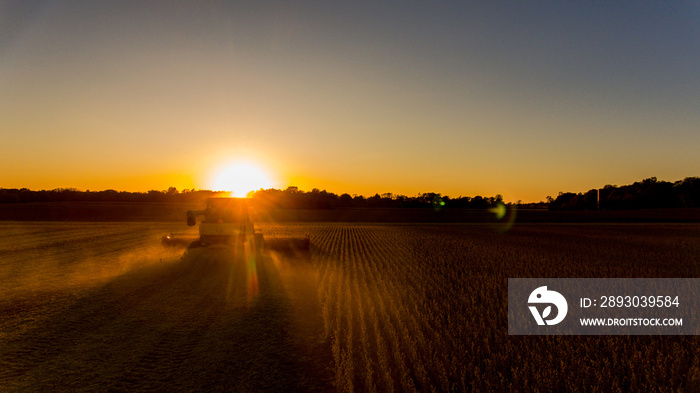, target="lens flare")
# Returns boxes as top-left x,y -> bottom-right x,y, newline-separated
246,243 -> 259,306
432,195 -> 445,211
489,202 -> 517,232
489,202 -> 507,220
